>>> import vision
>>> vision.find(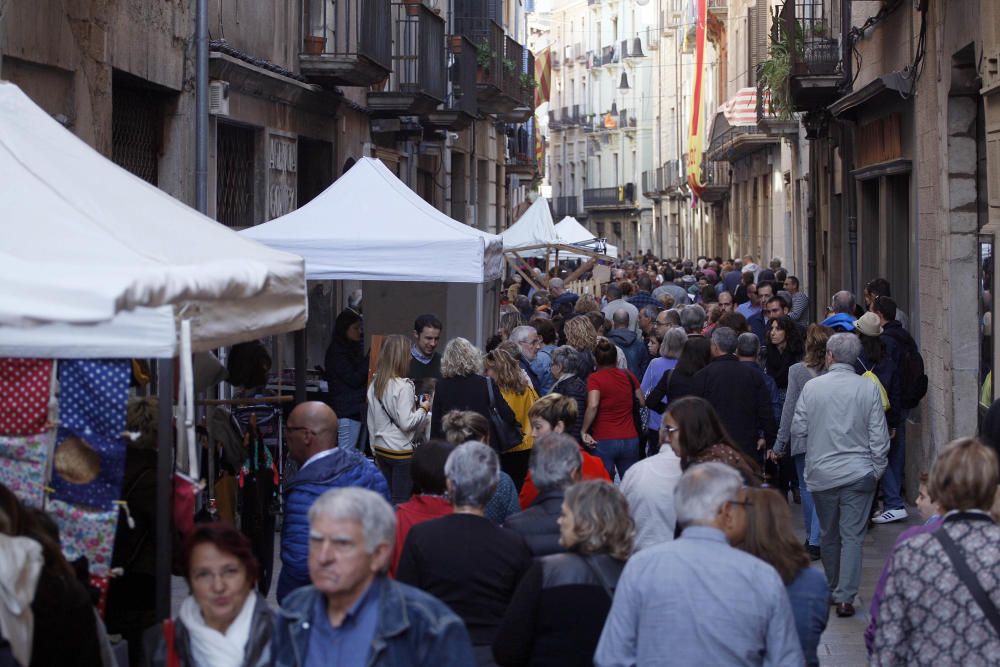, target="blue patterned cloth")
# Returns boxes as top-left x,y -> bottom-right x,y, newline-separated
50,427 -> 128,511
58,360 -> 130,438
